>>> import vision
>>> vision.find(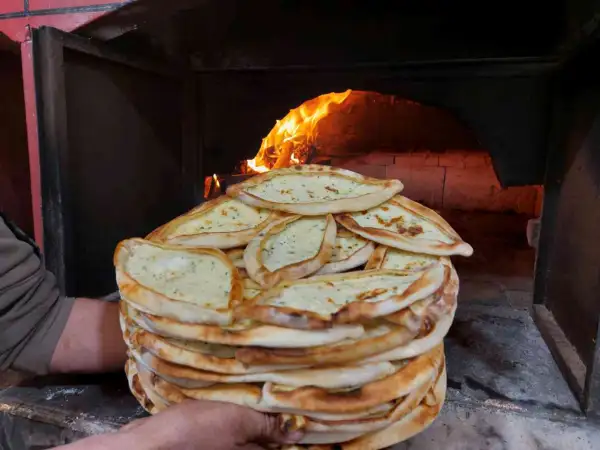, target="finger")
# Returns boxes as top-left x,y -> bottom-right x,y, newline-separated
238,444 -> 267,450
240,410 -> 304,445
